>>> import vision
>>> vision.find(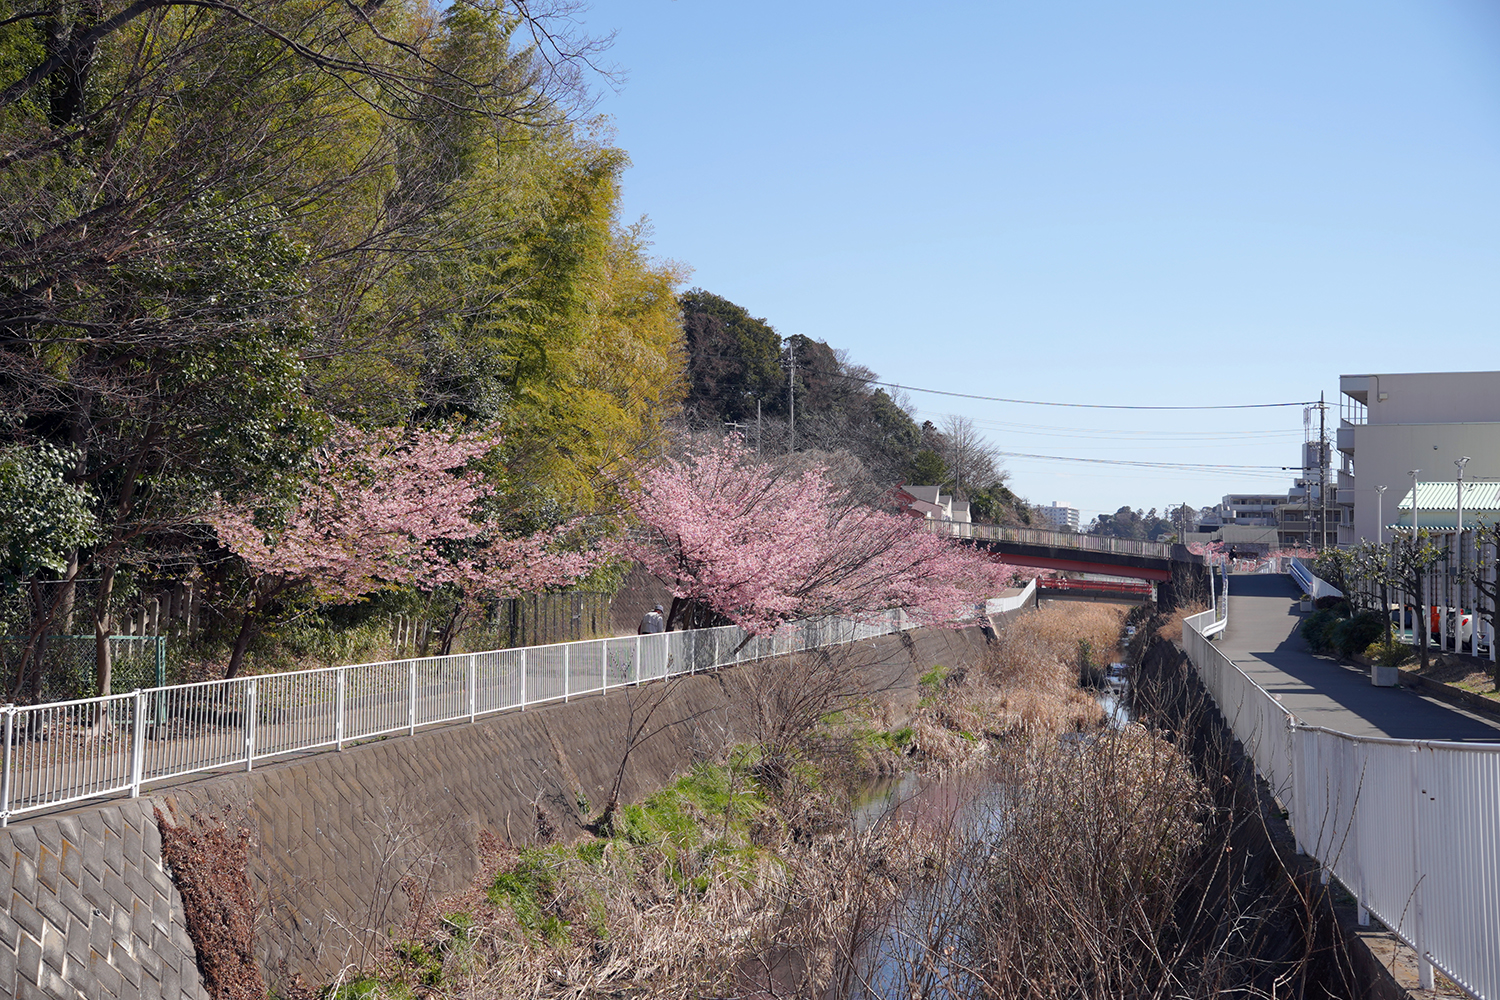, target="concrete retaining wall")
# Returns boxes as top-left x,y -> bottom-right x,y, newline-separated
0,626 -> 990,995
0,799 -> 208,999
